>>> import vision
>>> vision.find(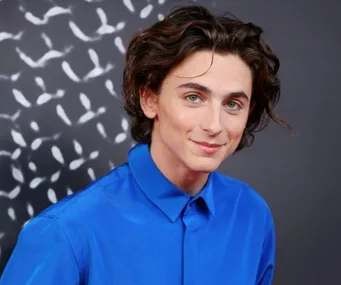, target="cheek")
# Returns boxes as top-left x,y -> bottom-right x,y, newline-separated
223,115 -> 248,139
